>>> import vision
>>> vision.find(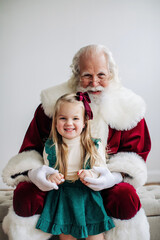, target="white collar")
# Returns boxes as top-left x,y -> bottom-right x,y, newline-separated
41,81 -> 146,130
62,136 -> 81,146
